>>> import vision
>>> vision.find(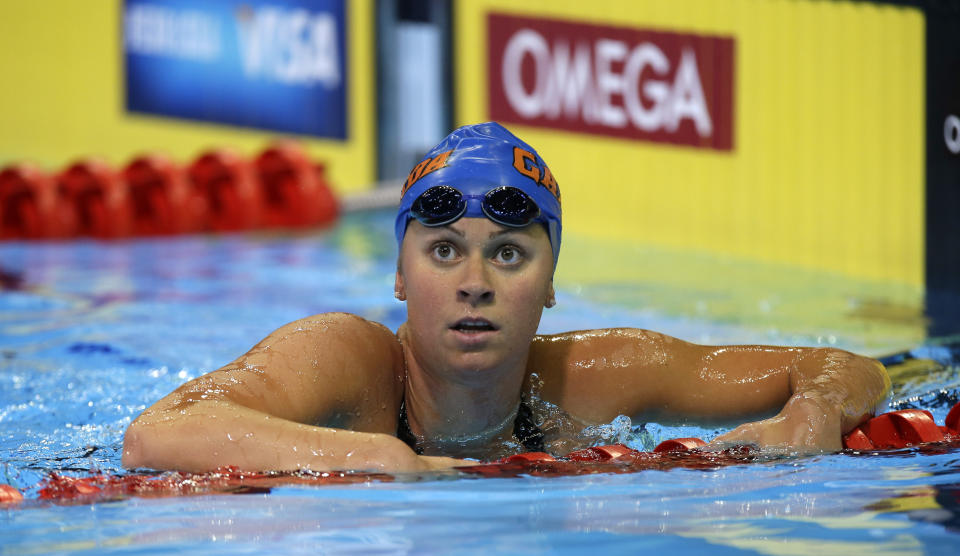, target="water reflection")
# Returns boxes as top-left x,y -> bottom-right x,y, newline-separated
869,482 -> 960,534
